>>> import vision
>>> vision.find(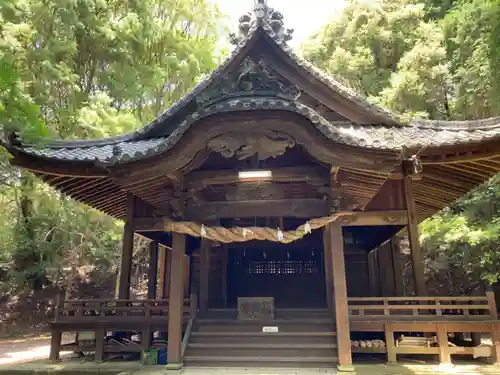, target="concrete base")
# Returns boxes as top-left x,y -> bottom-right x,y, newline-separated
165,362 -> 183,371
336,364 -> 355,372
